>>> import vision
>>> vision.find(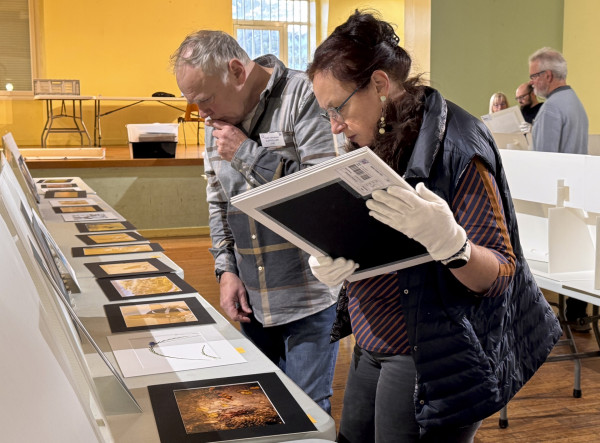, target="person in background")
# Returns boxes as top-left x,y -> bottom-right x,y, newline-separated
171,30 -> 344,413
528,47 -> 588,154
528,46 -> 590,330
306,10 -> 561,442
488,92 -> 509,113
515,82 -> 542,124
